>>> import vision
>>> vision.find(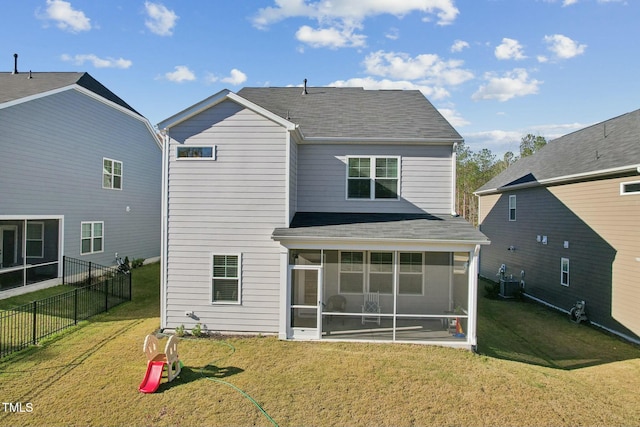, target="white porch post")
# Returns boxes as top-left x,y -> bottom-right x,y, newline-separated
278,247 -> 290,340
467,244 -> 481,348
